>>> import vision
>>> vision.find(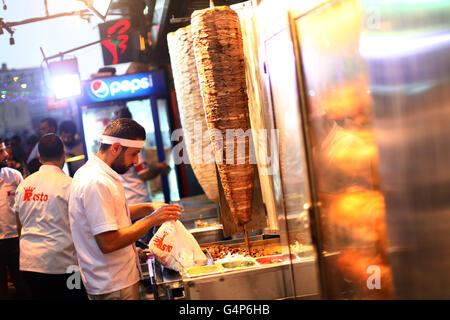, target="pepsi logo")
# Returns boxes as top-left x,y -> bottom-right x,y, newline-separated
87,74 -> 156,101
91,80 -> 109,99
